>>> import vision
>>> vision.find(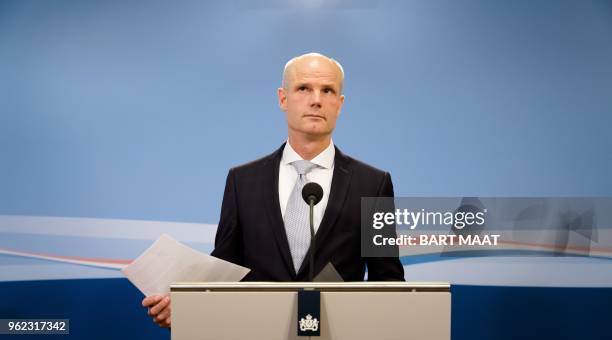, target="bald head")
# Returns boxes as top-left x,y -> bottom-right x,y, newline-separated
282,53 -> 345,94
